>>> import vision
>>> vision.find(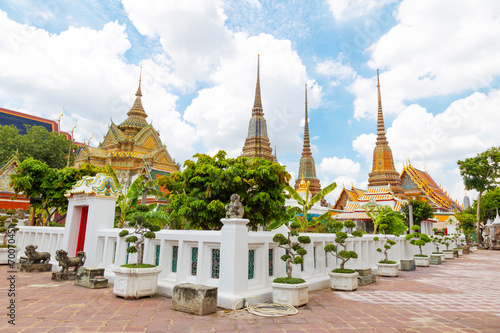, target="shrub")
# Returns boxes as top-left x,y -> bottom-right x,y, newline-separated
324,220 -> 363,271
119,204 -> 161,266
